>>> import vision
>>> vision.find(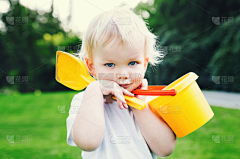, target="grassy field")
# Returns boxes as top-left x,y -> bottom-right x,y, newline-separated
0,91 -> 239,159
